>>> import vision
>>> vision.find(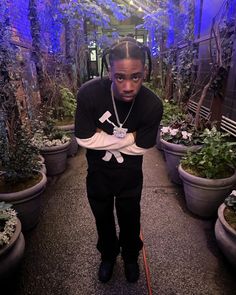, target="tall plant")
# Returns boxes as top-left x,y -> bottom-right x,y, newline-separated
0,0 -> 20,141
174,0 -> 196,104
28,0 -> 46,101
0,1 -> 40,186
